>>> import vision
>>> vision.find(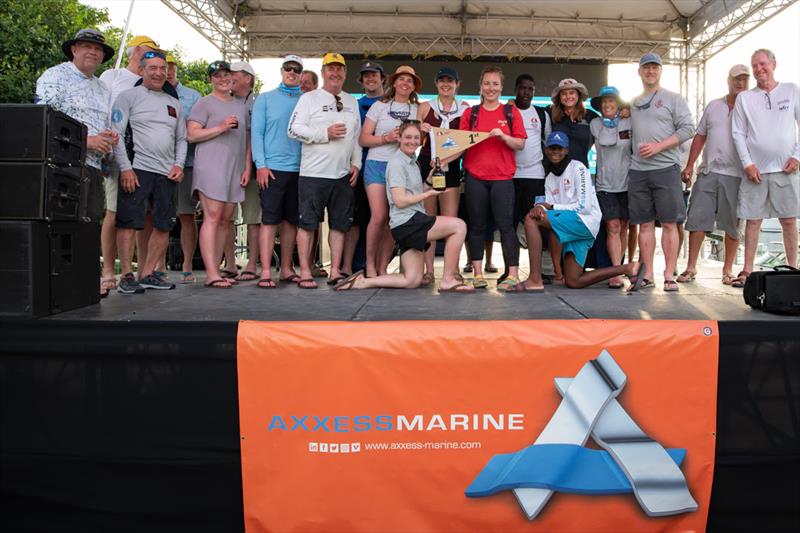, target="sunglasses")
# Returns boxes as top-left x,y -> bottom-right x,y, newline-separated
283,65 -> 302,74
75,29 -> 107,44
333,94 -> 343,112
634,91 -> 658,110
142,51 -> 166,60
